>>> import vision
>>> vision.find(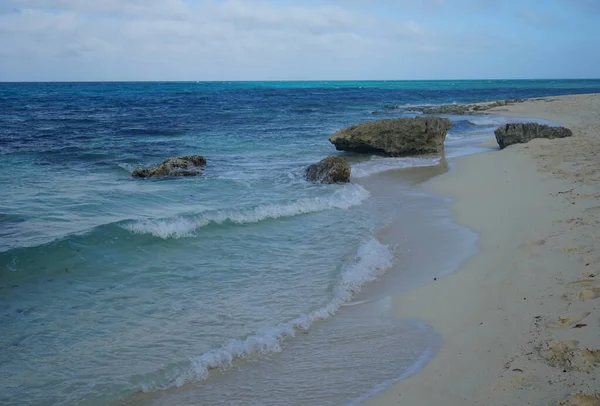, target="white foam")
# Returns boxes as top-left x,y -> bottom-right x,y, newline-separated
467,117 -> 505,126
445,133 -> 463,141
123,184 -> 371,239
118,163 -> 135,173
149,237 -> 394,390
446,131 -> 494,142
351,156 -> 441,178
